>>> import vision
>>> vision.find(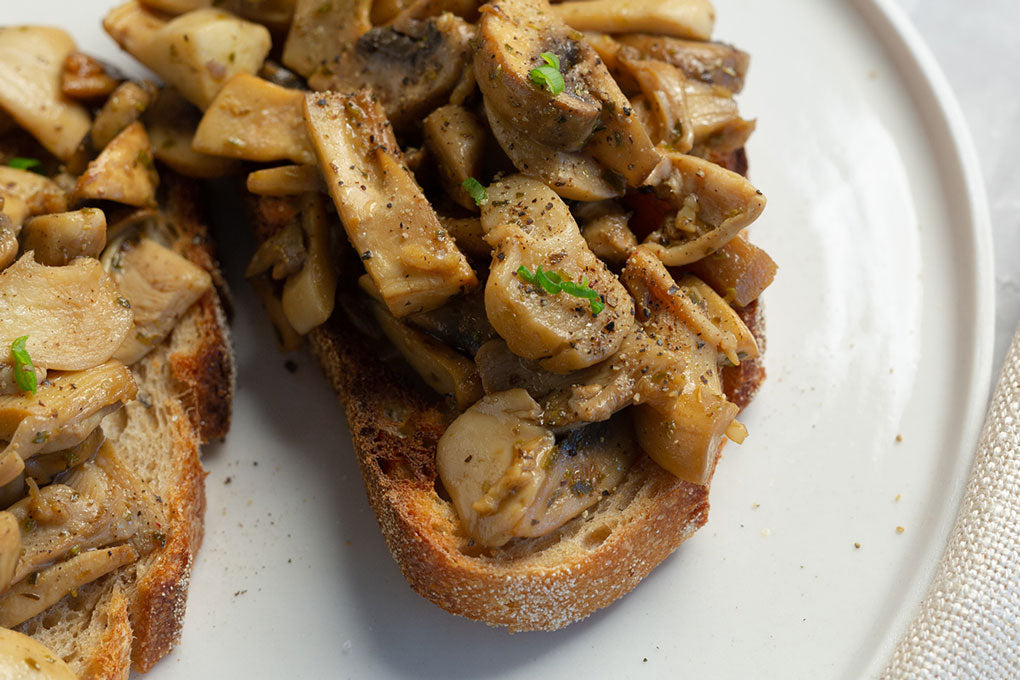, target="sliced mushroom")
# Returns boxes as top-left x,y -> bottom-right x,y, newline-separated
575,200 -> 637,264
246,219 -> 306,280
437,389 -> 636,546
304,91 -> 477,317
61,51 -> 120,102
0,362 -> 137,474
0,224 -> 15,270
280,192 -> 337,335
19,208 -> 107,267
617,53 -> 694,152
246,165 -> 324,197
0,511 -> 19,591
282,0 -> 372,78
683,79 -> 756,156
474,338 -> 575,398
0,167 -> 68,232
0,27 -> 91,162
371,301 -> 483,410
615,34 -> 750,93
193,73 -> 315,165
481,174 -> 634,373
475,0 -> 659,185
144,87 -> 242,179
0,628 -> 76,680
553,0 -> 715,41
74,121 -> 159,208
91,80 -> 158,151
0,543 -> 137,627
107,5 -> 272,110
686,231 -> 777,307
0,253 -> 134,371
307,14 -> 475,135
22,427 -> 105,487
6,442 -> 165,587
423,105 -> 488,211
402,287 -> 497,356
642,152 -> 765,266
107,237 -> 213,364
437,215 -> 490,261
483,98 -> 622,202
